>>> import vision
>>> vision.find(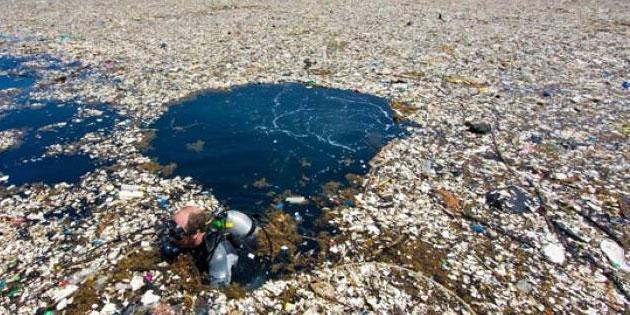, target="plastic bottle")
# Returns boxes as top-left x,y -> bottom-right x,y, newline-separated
208,240 -> 239,287
68,265 -> 96,285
